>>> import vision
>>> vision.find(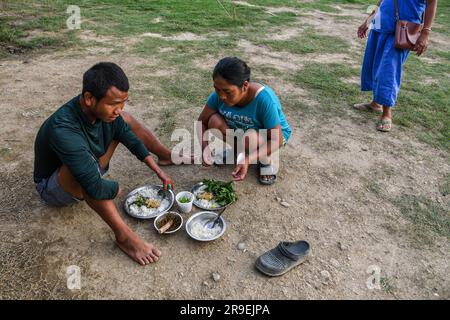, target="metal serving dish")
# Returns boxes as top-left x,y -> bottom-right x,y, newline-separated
191,181 -> 234,211
123,185 -> 174,219
185,211 -> 226,241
